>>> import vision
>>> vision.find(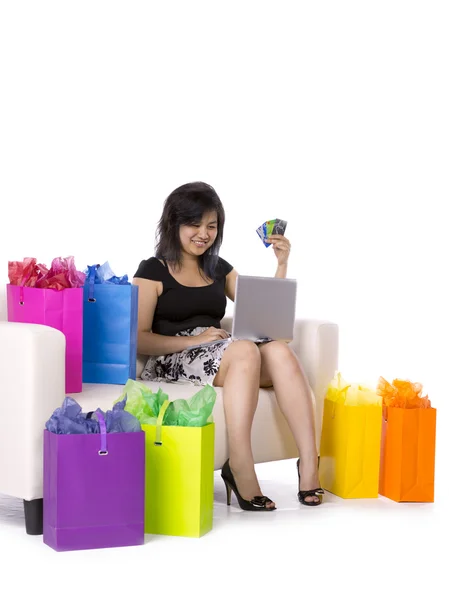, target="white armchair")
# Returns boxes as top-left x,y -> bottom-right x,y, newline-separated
0,310 -> 338,535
